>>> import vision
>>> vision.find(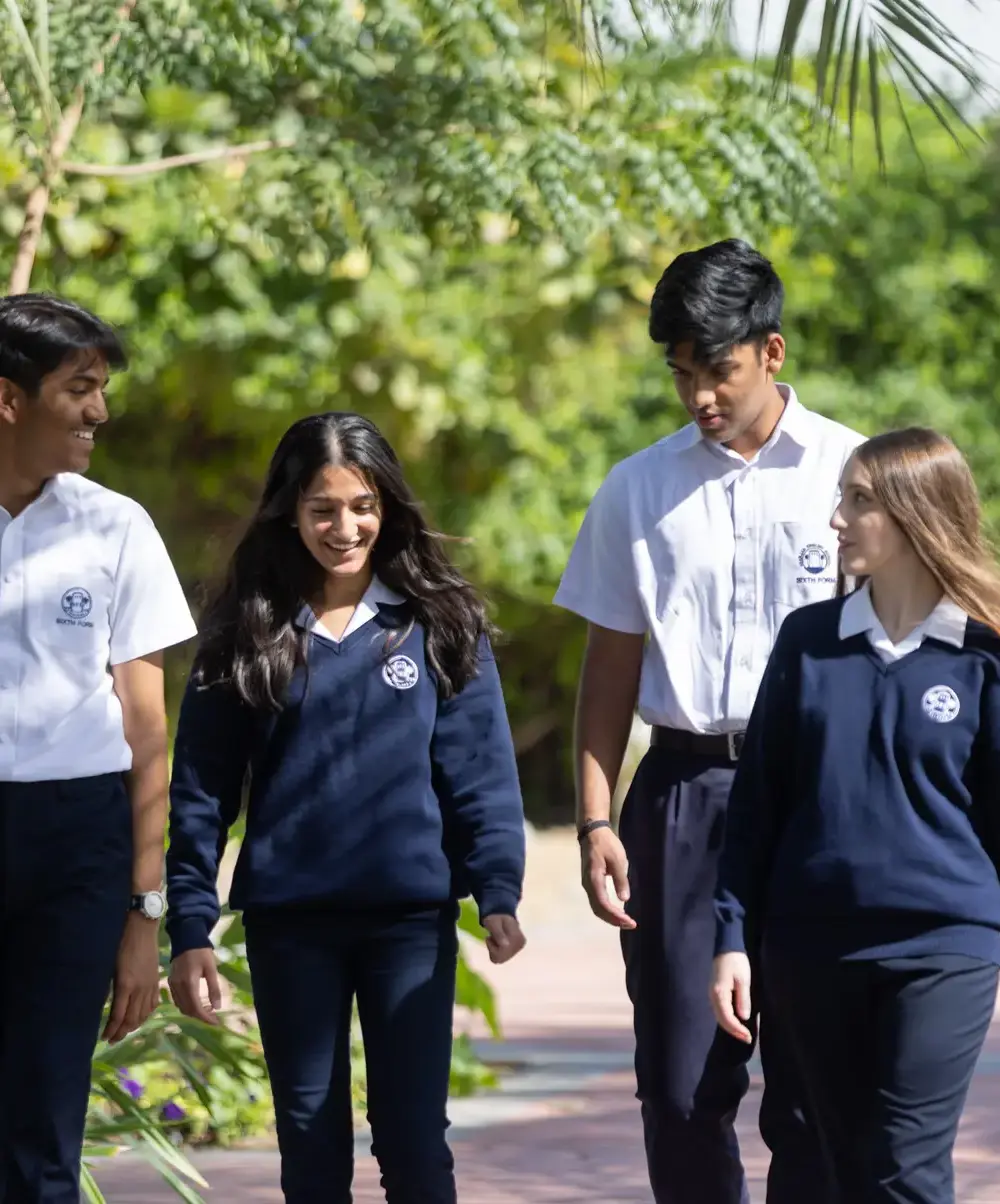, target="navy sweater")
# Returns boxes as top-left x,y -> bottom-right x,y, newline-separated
715,598 -> 1000,965
166,607 -> 526,957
